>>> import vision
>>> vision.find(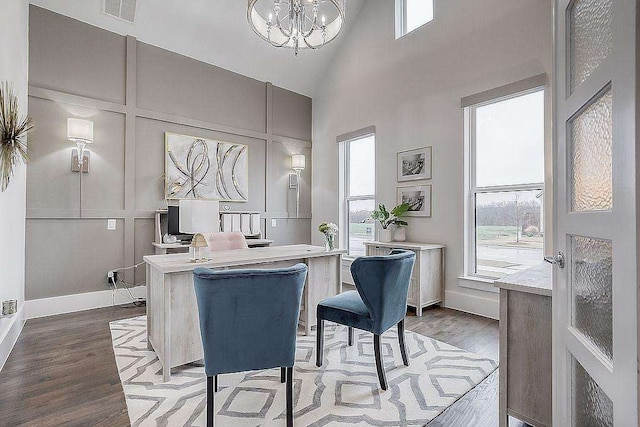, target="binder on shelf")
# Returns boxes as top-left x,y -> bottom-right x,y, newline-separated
240,214 -> 251,235
251,214 -> 261,236
231,214 -> 241,232
222,214 -> 233,232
